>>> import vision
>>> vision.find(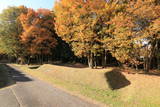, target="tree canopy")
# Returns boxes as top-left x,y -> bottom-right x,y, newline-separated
19,8 -> 57,56
0,6 -> 27,57
0,0 -> 159,72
